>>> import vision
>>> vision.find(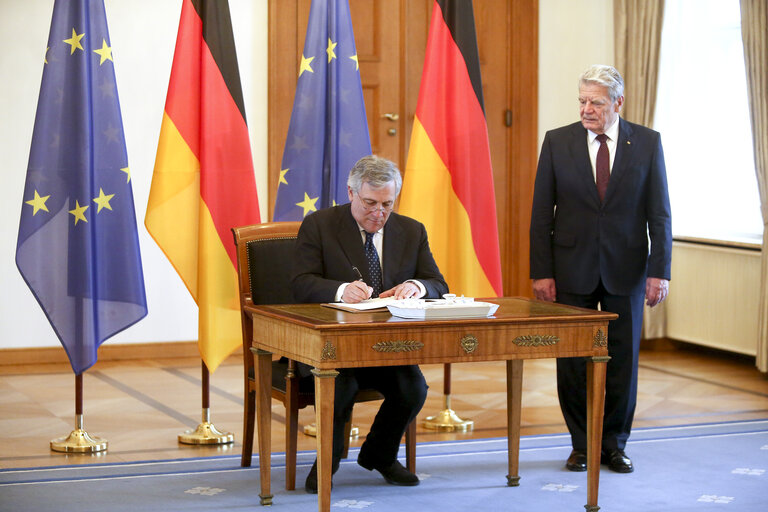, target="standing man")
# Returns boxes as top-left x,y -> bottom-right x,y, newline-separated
292,155 -> 448,492
530,65 -> 672,473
